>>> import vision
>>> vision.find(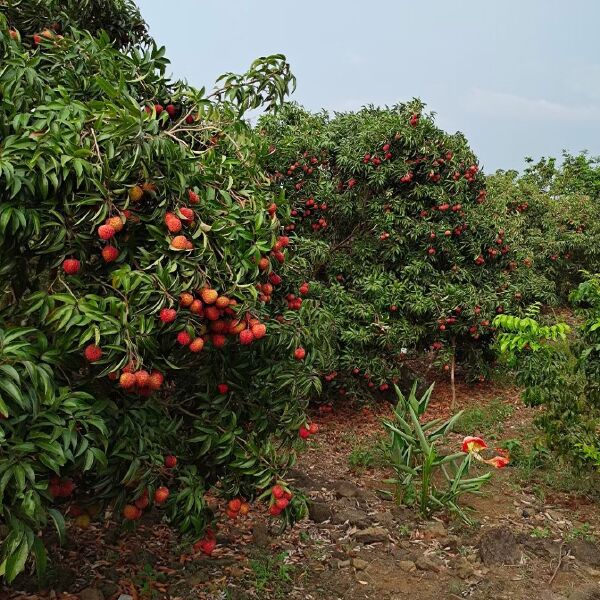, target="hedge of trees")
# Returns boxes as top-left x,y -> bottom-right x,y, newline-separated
1,0 -> 599,583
